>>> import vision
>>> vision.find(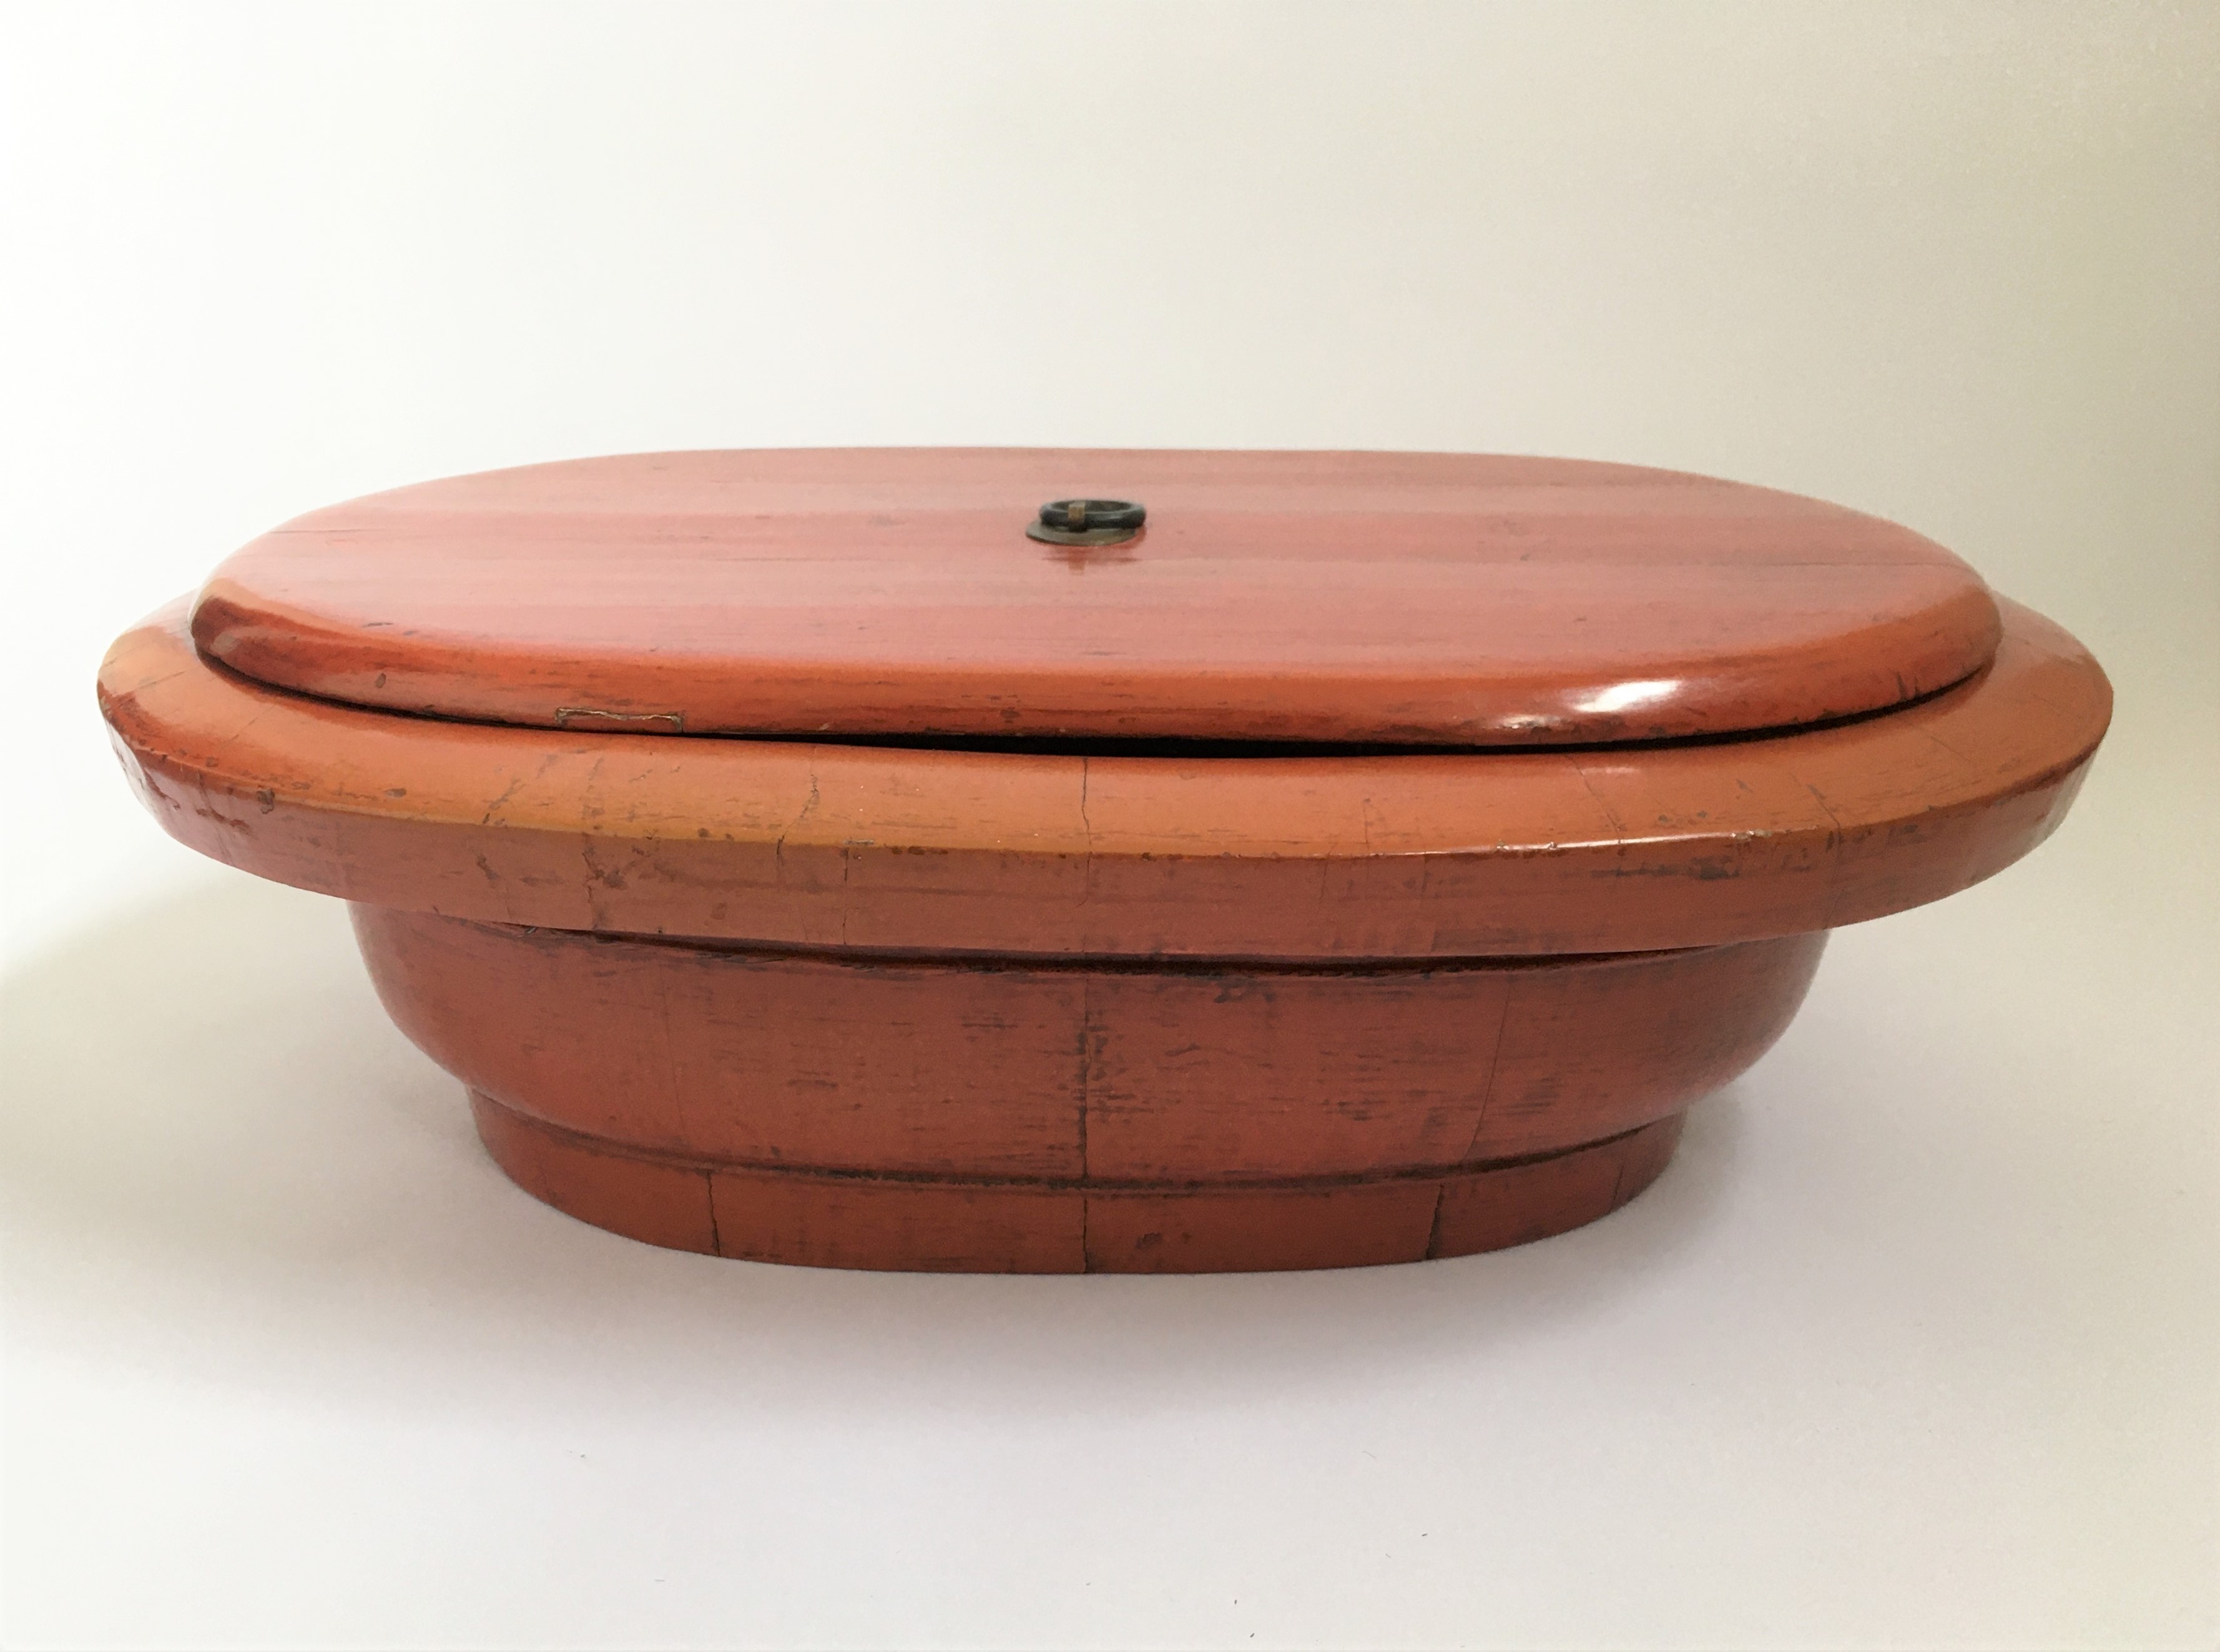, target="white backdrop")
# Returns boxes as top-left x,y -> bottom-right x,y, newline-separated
3,5 -> 2214,1648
